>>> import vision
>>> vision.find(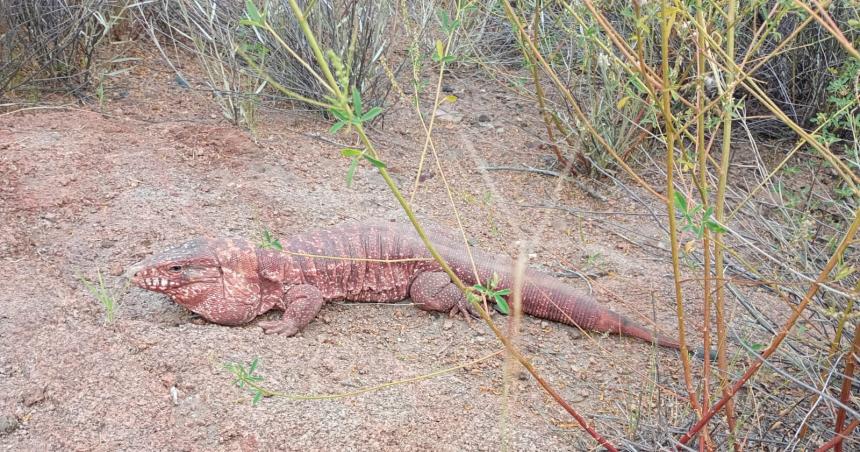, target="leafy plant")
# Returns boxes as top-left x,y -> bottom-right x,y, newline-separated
673,192 -> 727,239
259,229 -> 283,251
469,273 -> 511,315
329,90 -> 383,134
810,59 -> 859,147
224,358 -> 271,405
